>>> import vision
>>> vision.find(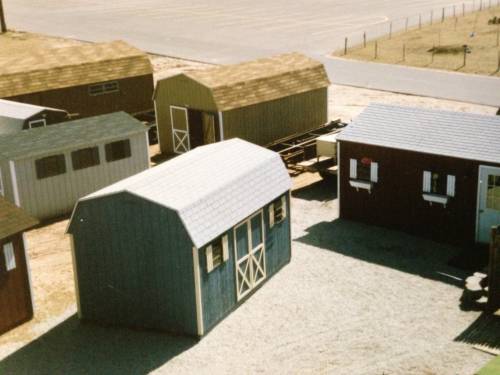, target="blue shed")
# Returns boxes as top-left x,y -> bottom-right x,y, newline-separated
67,138 -> 292,336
